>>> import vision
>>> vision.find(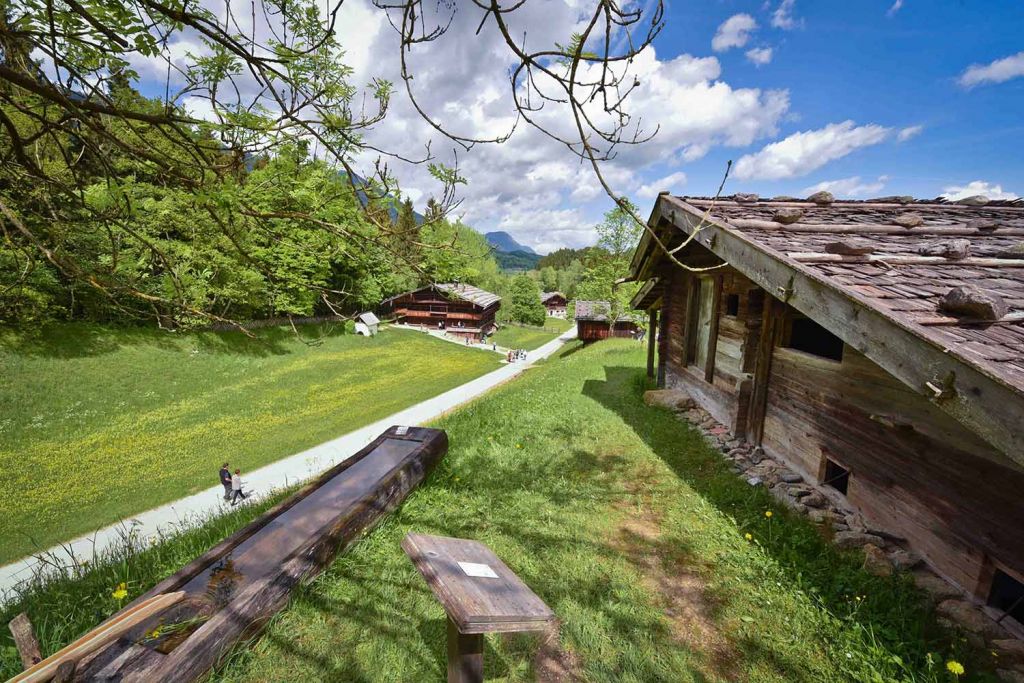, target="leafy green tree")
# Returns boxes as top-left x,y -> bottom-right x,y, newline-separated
578,200 -> 642,324
539,266 -> 558,292
506,274 -> 547,327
